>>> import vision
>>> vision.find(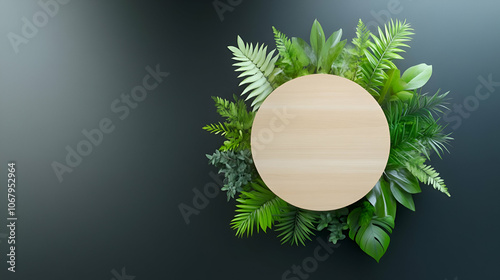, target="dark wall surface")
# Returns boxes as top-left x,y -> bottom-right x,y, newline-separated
0,0 -> 499,279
